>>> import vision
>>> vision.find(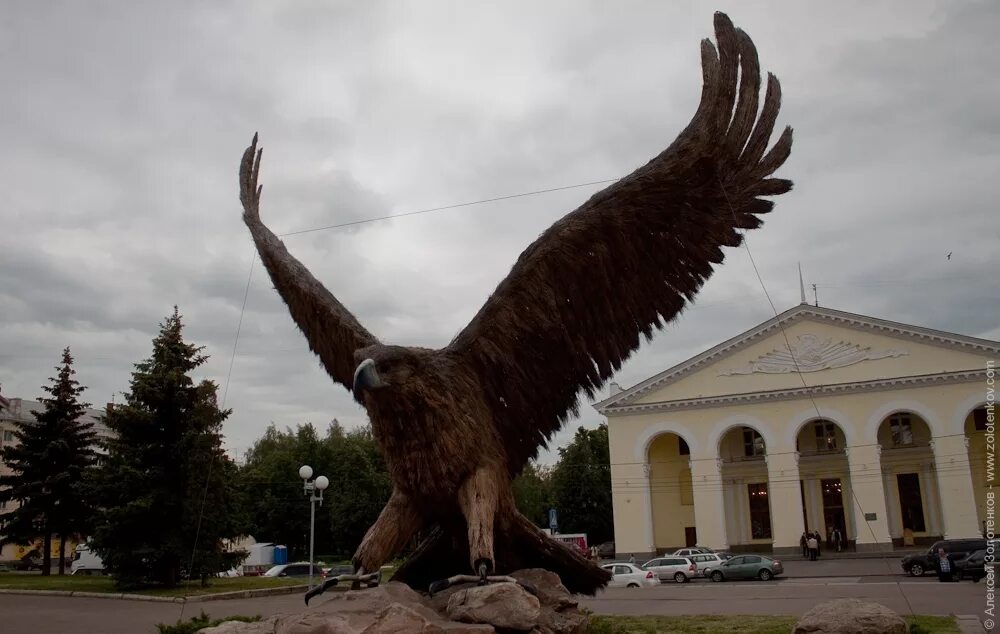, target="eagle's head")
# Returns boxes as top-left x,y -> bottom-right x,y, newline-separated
351,345 -> 432,406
